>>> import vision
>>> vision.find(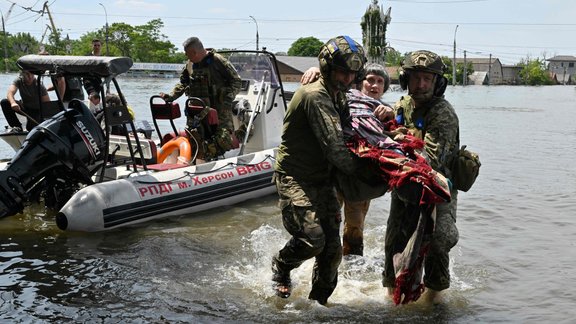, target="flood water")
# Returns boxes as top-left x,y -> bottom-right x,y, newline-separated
1,74 -> 575,323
